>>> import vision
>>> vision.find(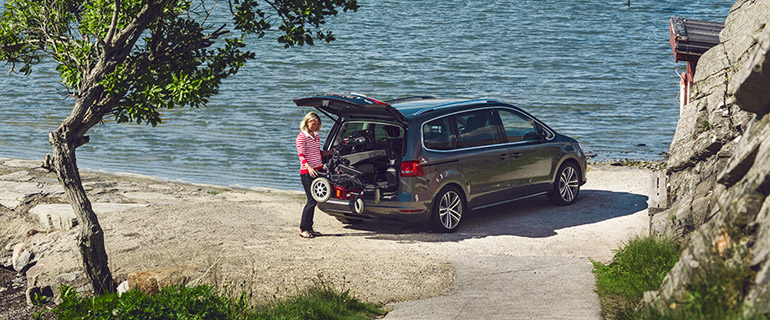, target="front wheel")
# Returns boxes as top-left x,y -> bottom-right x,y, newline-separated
549,162 -> 581,205
310,177 -> 332,203
429,186 -> 465,233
